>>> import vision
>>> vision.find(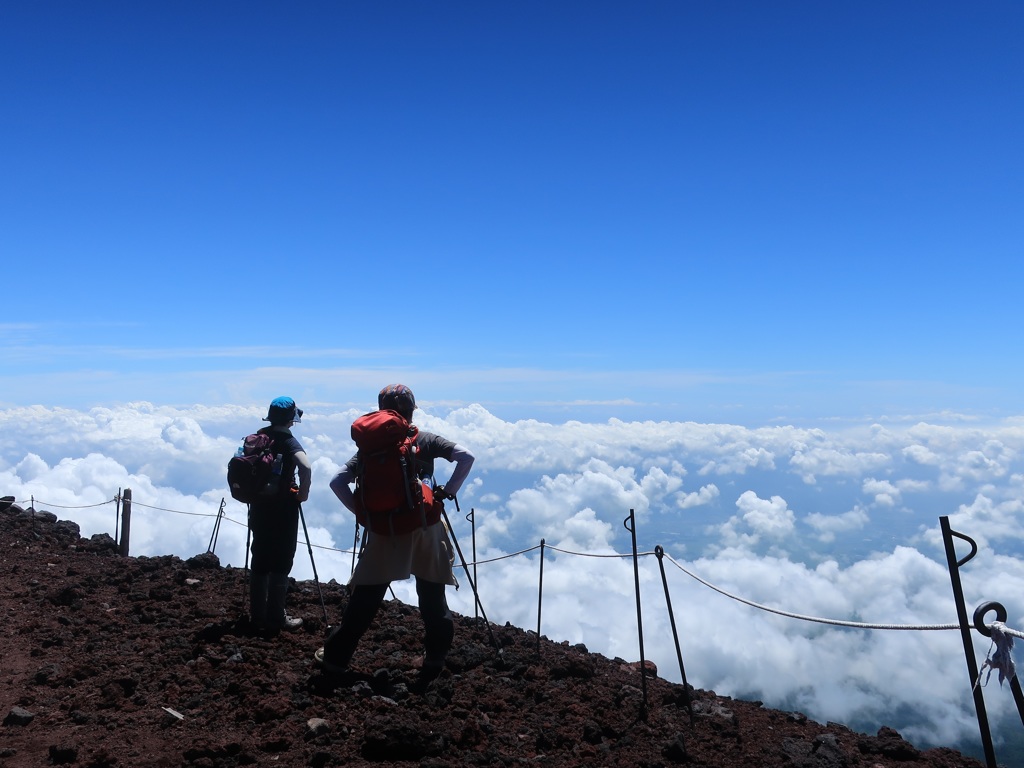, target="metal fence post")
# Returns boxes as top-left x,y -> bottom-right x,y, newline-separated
118,489 -> 132,557
624,509 -> 649,720
207,498 -> 226,554
973,601 -> 1024,728
536,538 -> 546,653
940,515 -> 996,768
655,545 -> 691,714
